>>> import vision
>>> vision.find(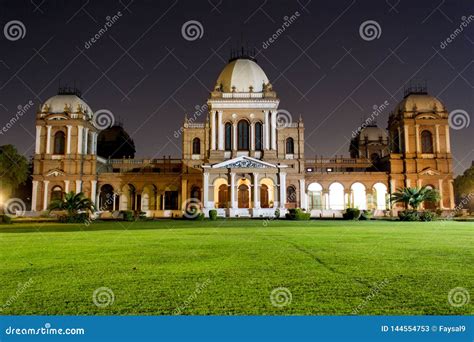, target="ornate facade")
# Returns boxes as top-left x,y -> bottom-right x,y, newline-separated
31,55 -> 455,217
